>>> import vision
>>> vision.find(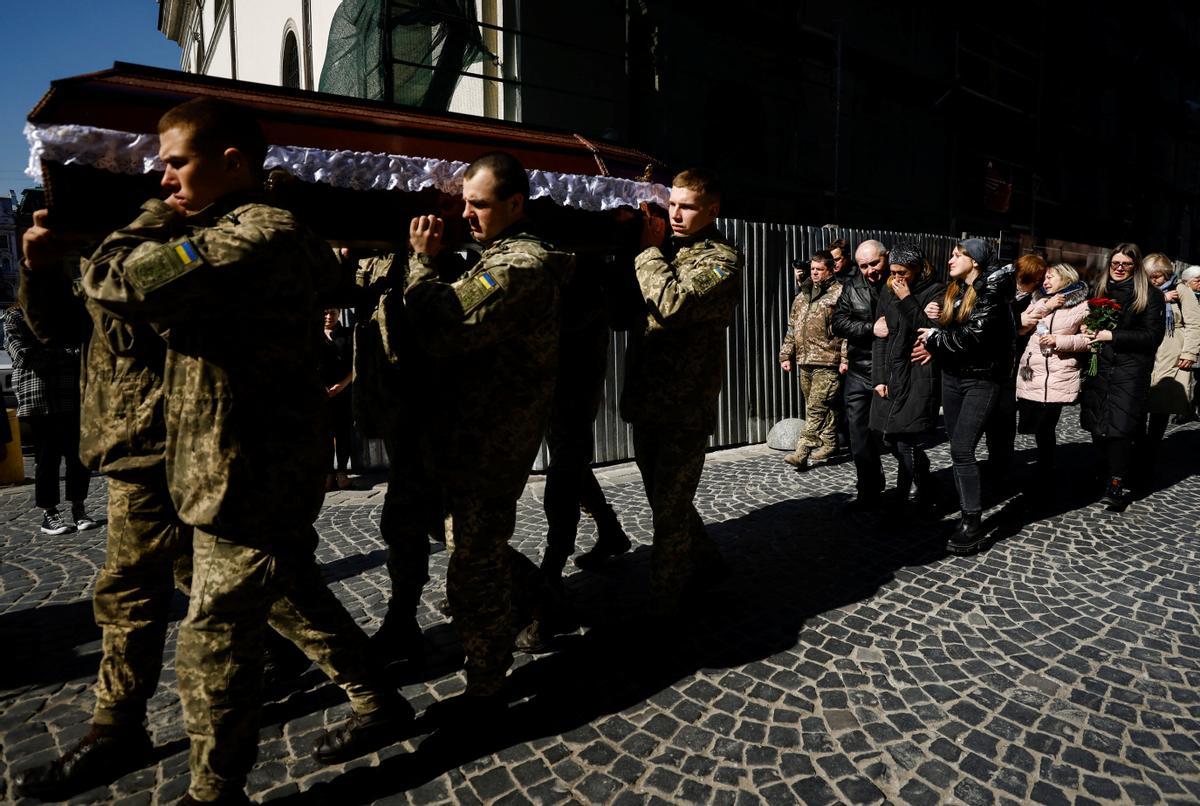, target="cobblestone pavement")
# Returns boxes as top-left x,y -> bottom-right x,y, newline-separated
2,411 -> 1198,805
